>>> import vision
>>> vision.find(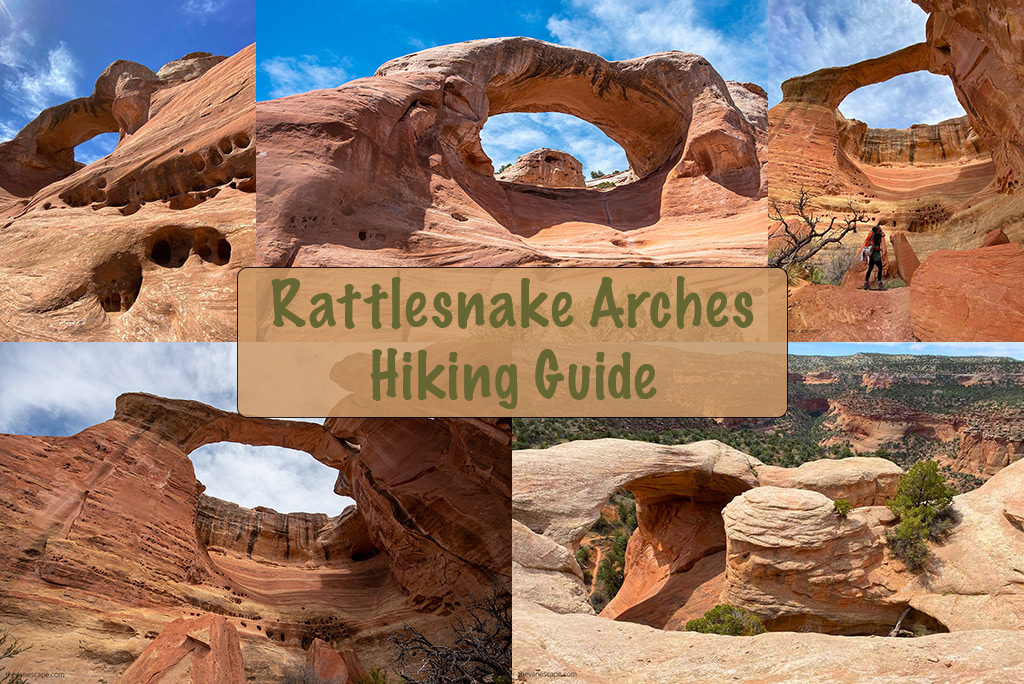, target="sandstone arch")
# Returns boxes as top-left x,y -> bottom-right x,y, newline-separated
0,46 -> 256,342
0,393 -> 510,679
256,37 -> 767,268
0,60 -> 161,197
